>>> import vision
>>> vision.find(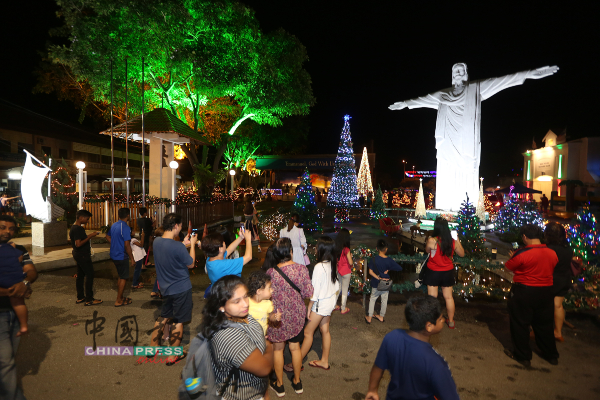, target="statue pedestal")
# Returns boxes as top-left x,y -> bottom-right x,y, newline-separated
32,221 -> 68,248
